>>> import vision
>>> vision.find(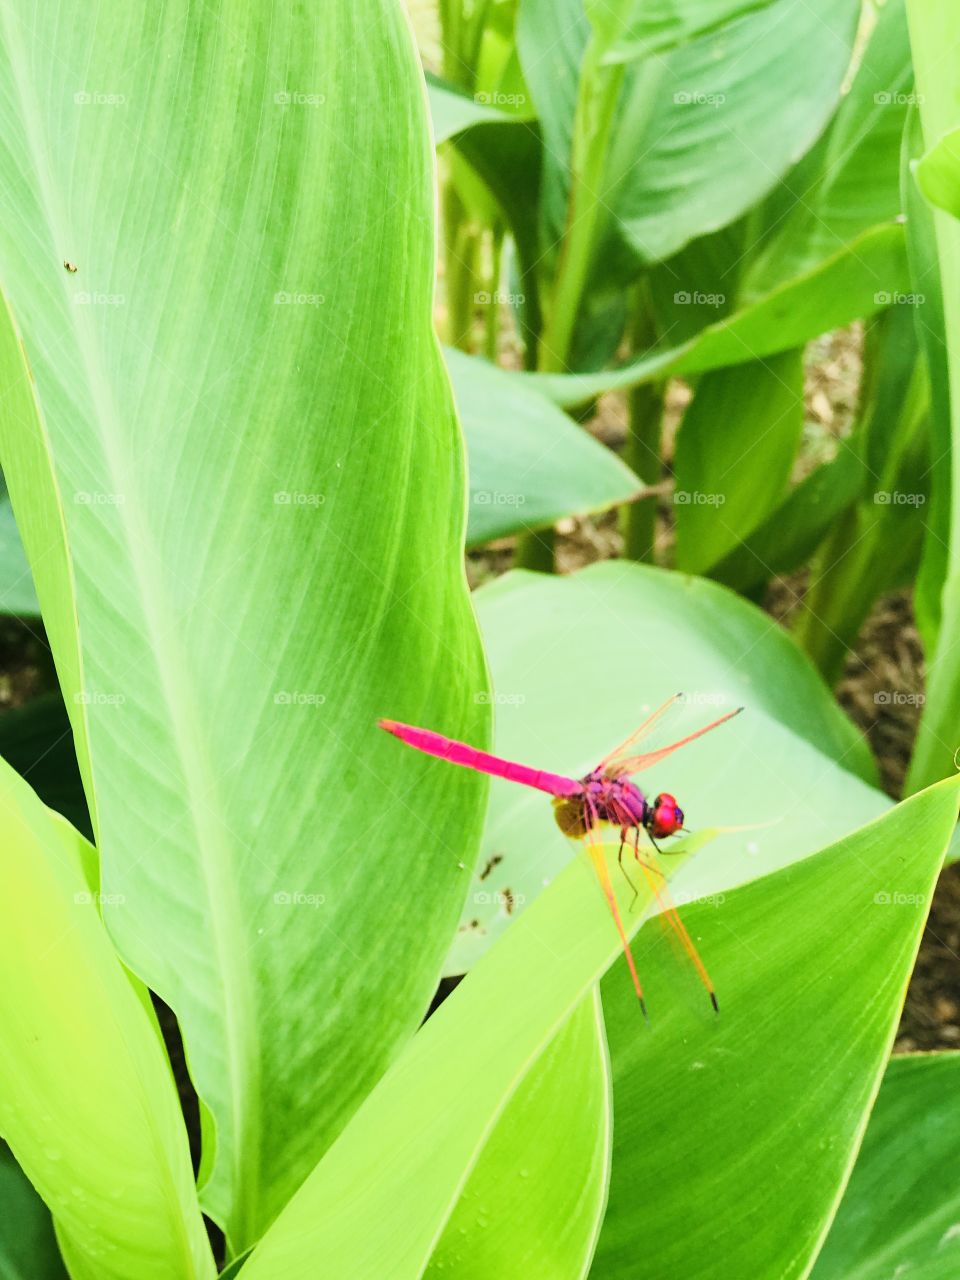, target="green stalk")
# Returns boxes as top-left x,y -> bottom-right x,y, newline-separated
516,40 -> 624,569
483,227 -> 504,361
620,285 -> 663,561
443,178 -> 479,351
538,43 -> 625,374
903,1 -> 960,791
